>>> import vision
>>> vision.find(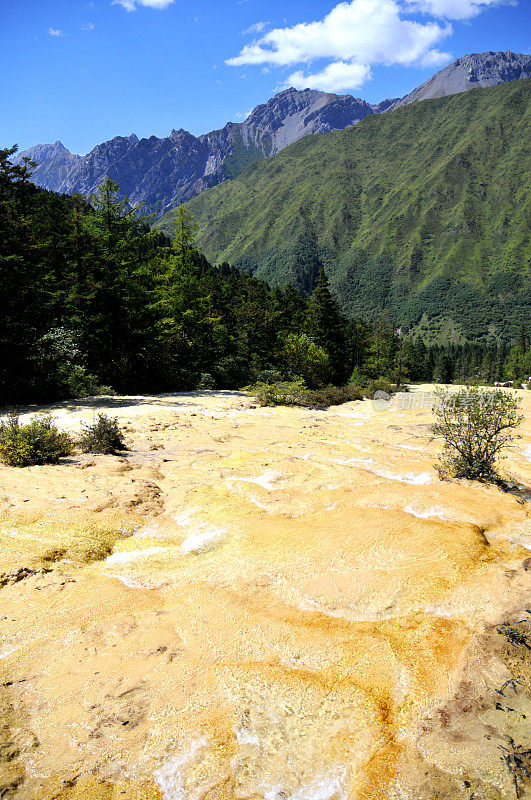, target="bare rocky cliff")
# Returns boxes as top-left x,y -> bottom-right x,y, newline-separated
16,88 -> 376,216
